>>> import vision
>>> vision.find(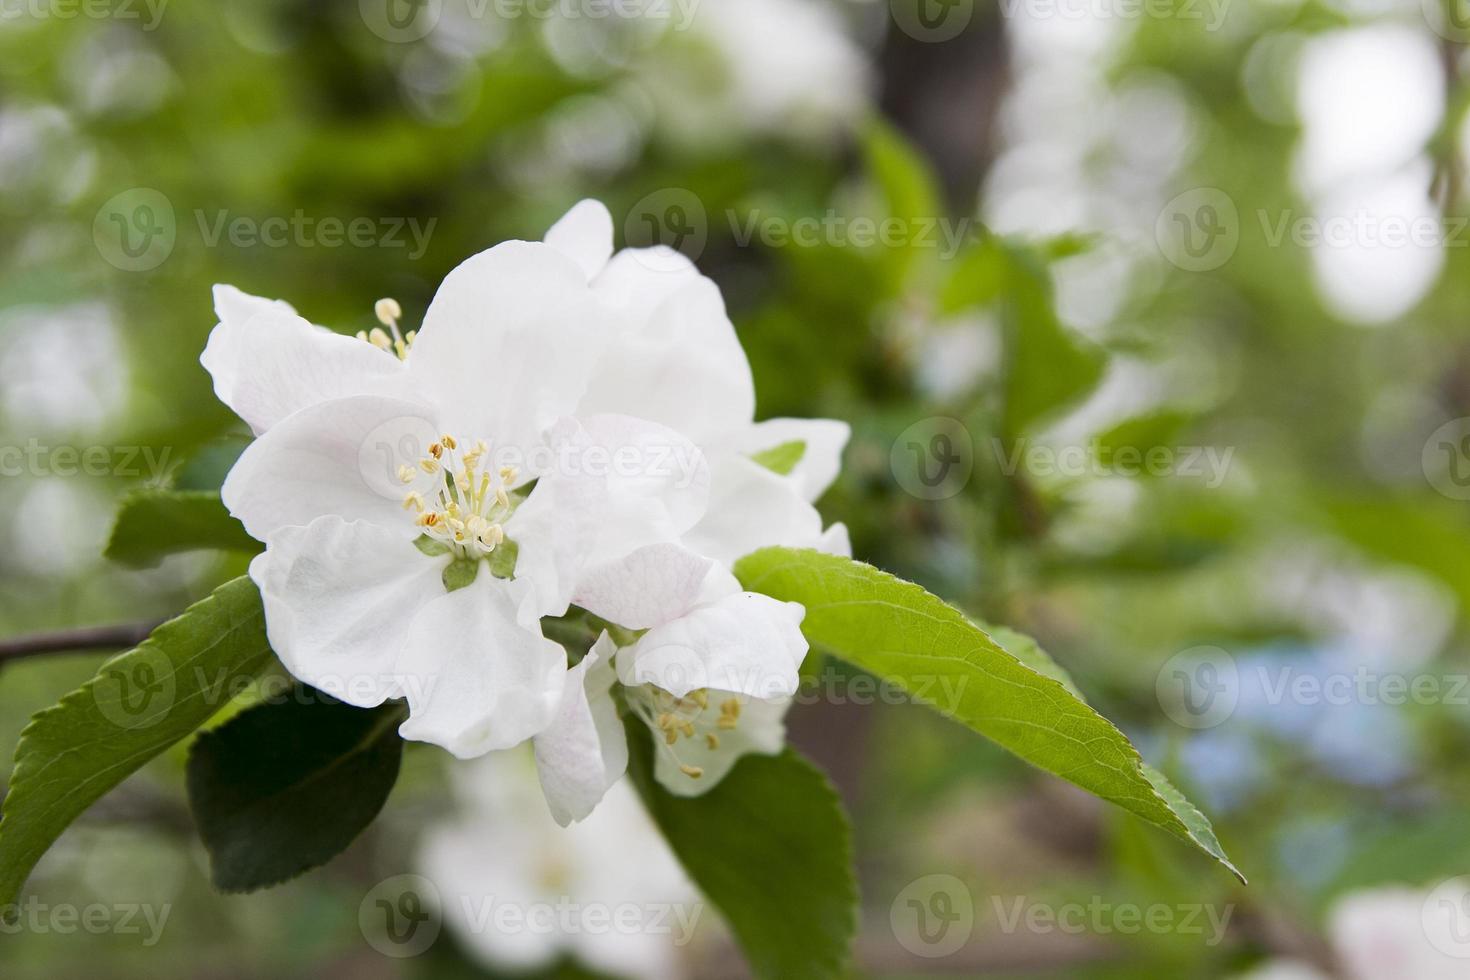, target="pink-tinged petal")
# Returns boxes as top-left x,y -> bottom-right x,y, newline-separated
618,591 -> 808,700
543,199 -> 614,281
396,575 -> 568,759
222,394 -> 442,541
249,516 -> 446,708
574,543 -> 713,630
533,634 -> 628,826
407,241 -> 605,455
202,305 -> 411,436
